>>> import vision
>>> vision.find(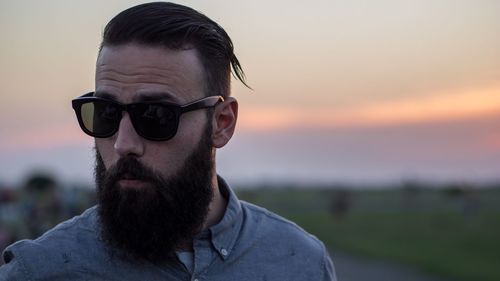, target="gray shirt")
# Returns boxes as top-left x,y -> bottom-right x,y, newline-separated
0,177 -> 337,280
